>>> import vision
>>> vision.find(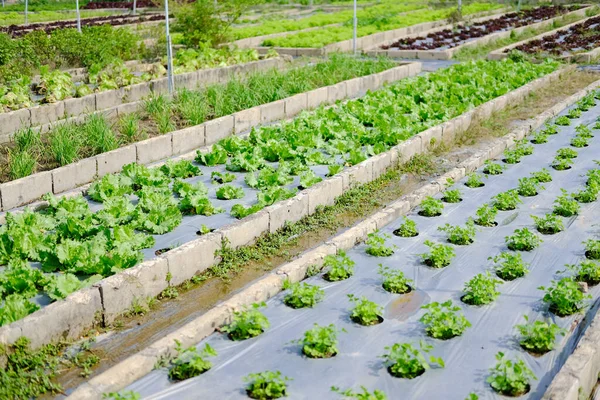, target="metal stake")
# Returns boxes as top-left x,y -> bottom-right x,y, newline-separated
133,0 -> 137,15
24,0 -> 28,25
164,0 -> 174,94
457,0 -> 462,16
76,0 -> 81,33
352,0 -> 357,55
